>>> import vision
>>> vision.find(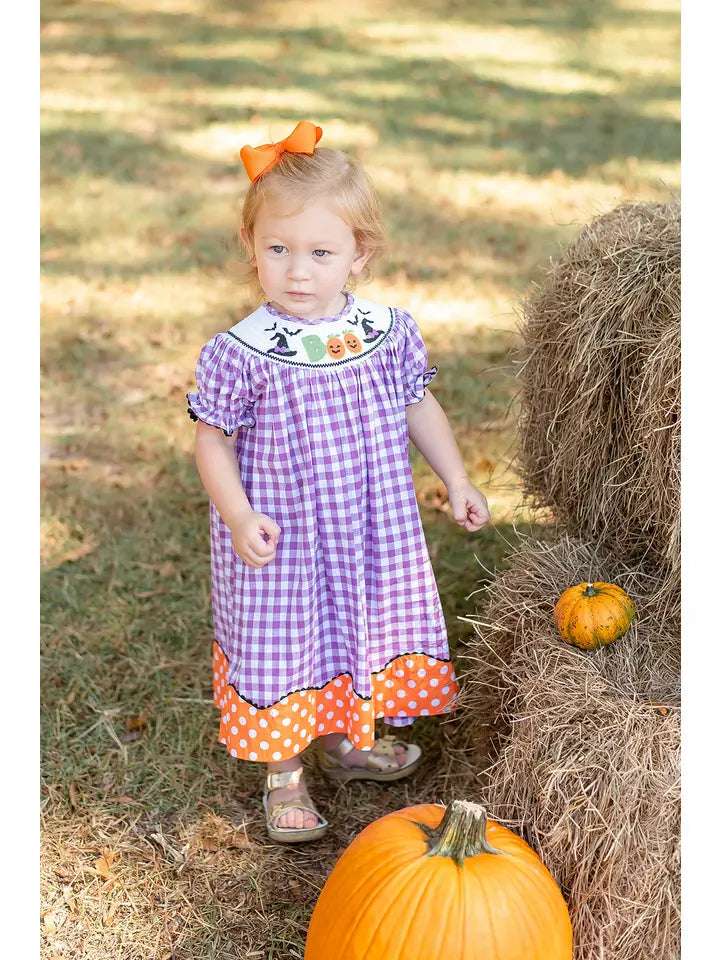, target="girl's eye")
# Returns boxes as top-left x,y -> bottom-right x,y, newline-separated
270,245 -> 285,254
313,249 -> 330,258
